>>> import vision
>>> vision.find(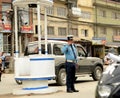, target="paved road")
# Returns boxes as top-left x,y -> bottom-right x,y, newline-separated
0,74 -> 98,98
